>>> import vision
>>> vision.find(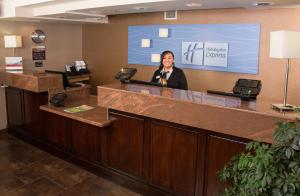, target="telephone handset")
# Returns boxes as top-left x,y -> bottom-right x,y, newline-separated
115,68 -> 137,83
50,93 -> 68,107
